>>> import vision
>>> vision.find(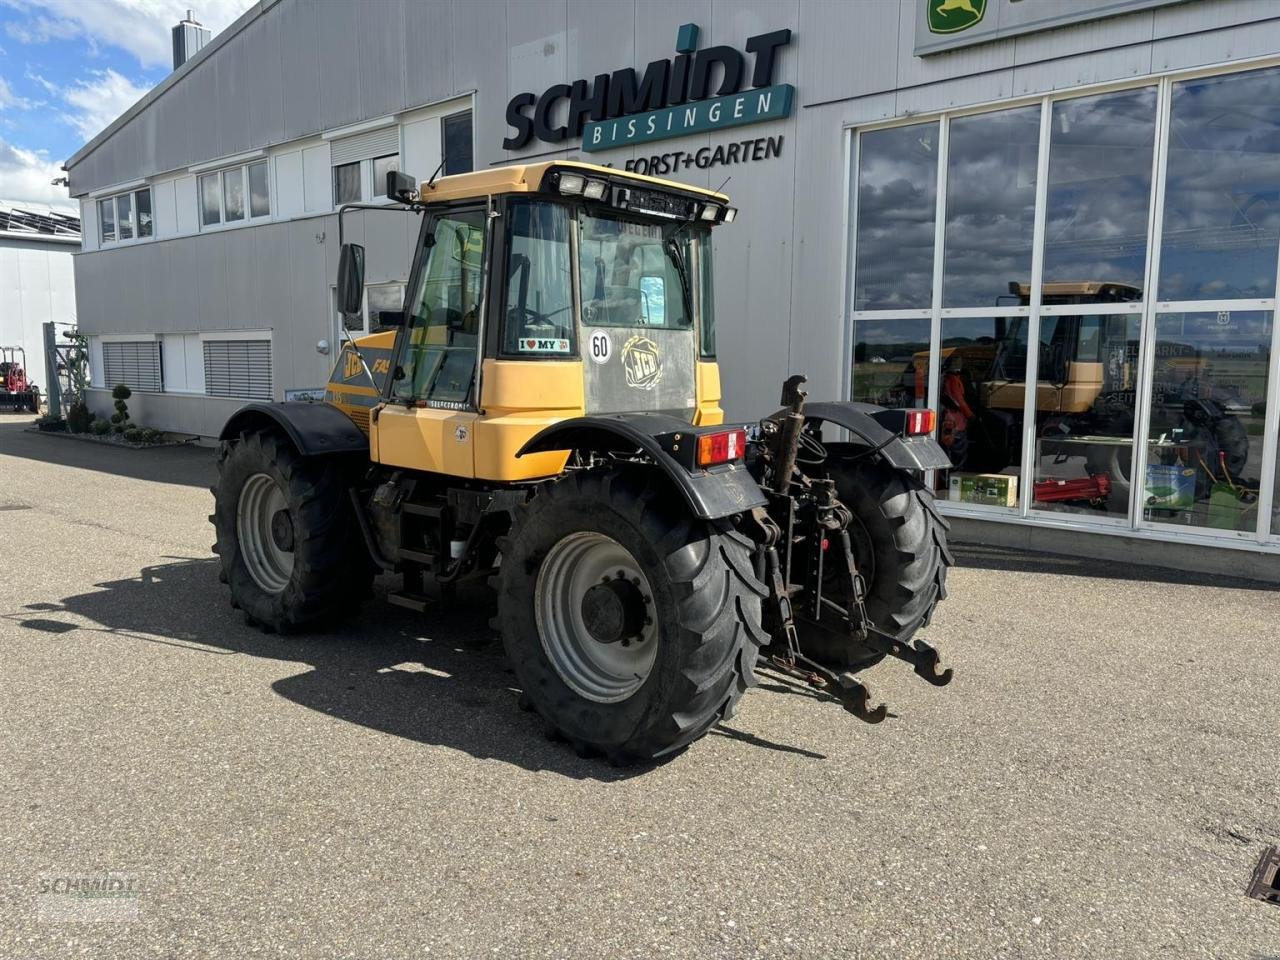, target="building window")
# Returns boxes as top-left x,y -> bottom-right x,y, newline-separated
248,161 -> 270,218
333,161 -> 361,205
443,110 -> 473,175
848,64 -> 1280,541
97,187 -> 153,245
203,338 -> 272,400
200,161 -> 271,228
333,282 -> 406,336
101,340 -> 162,392
372,154 -> 399,199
